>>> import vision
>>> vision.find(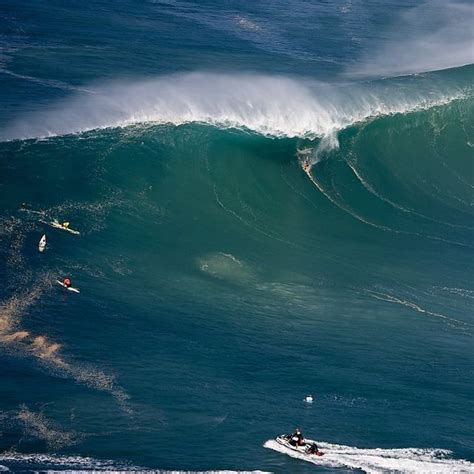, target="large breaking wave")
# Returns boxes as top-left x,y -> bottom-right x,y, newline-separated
0,63 -> 473,472
1,67 -> 472,141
